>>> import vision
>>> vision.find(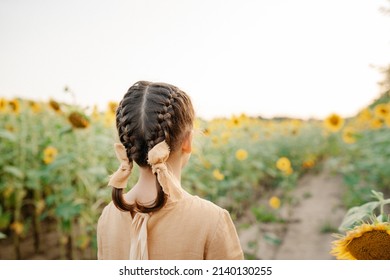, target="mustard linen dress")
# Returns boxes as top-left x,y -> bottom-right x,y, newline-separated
97,191 -> 244,260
